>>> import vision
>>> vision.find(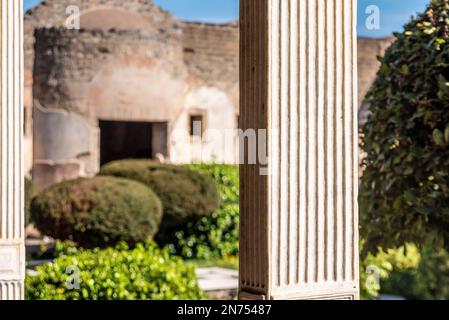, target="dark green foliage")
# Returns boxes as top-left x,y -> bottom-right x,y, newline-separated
30,177 -> 162,248
26,242 -> 205,300
381,246 -> 449,300
360,0 -> 449,252
25,178 -> 39,226
360,244 -> 421,299
99,160 -> 219,230
164,164 -> 239,260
